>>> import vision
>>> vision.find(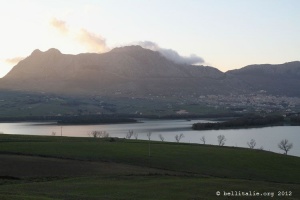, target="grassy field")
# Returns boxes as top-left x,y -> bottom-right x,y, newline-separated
0,134 -> 299,199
